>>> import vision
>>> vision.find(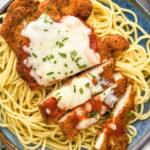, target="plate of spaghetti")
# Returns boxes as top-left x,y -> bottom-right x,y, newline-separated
0,0 -> 150,150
